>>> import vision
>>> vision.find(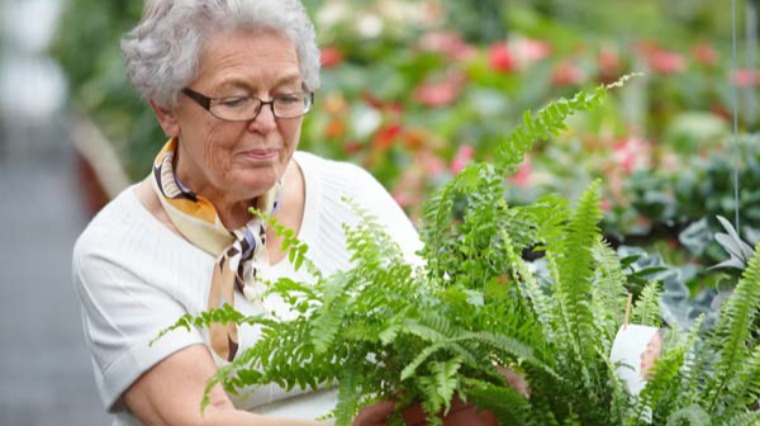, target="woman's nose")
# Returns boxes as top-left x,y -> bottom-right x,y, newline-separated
248,102 -> 277,133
